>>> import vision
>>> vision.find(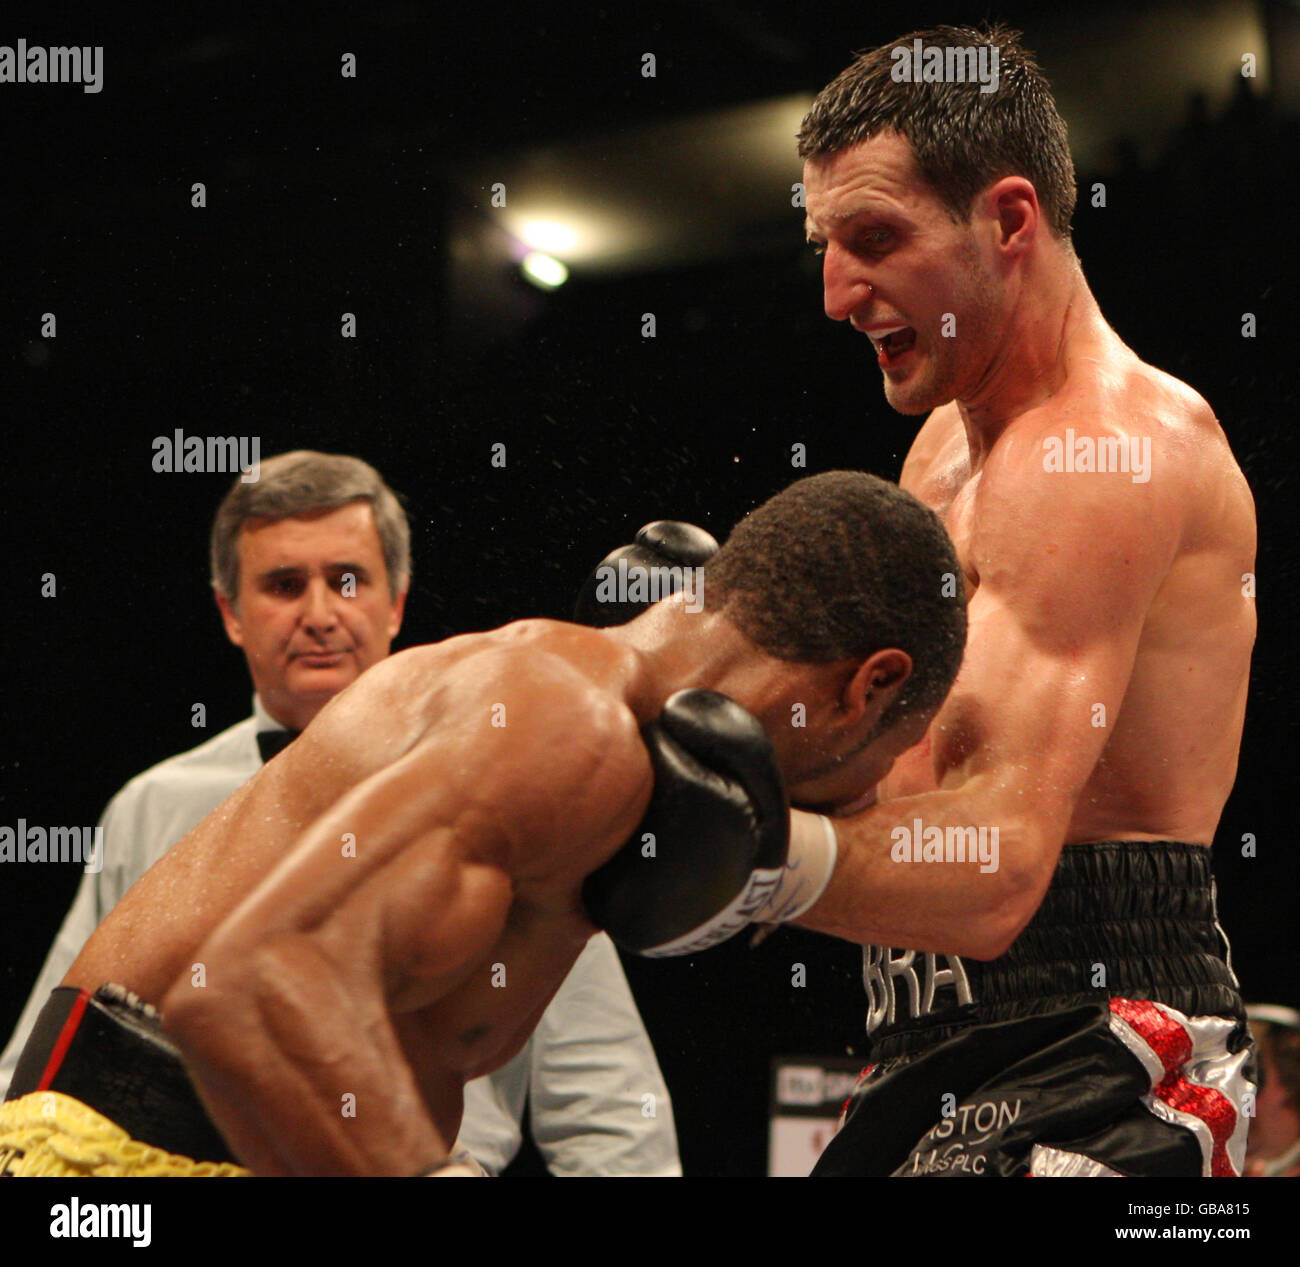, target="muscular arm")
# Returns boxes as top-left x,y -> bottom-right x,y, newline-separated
162,663 -> 651,1176
799,425 -> 1182,958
